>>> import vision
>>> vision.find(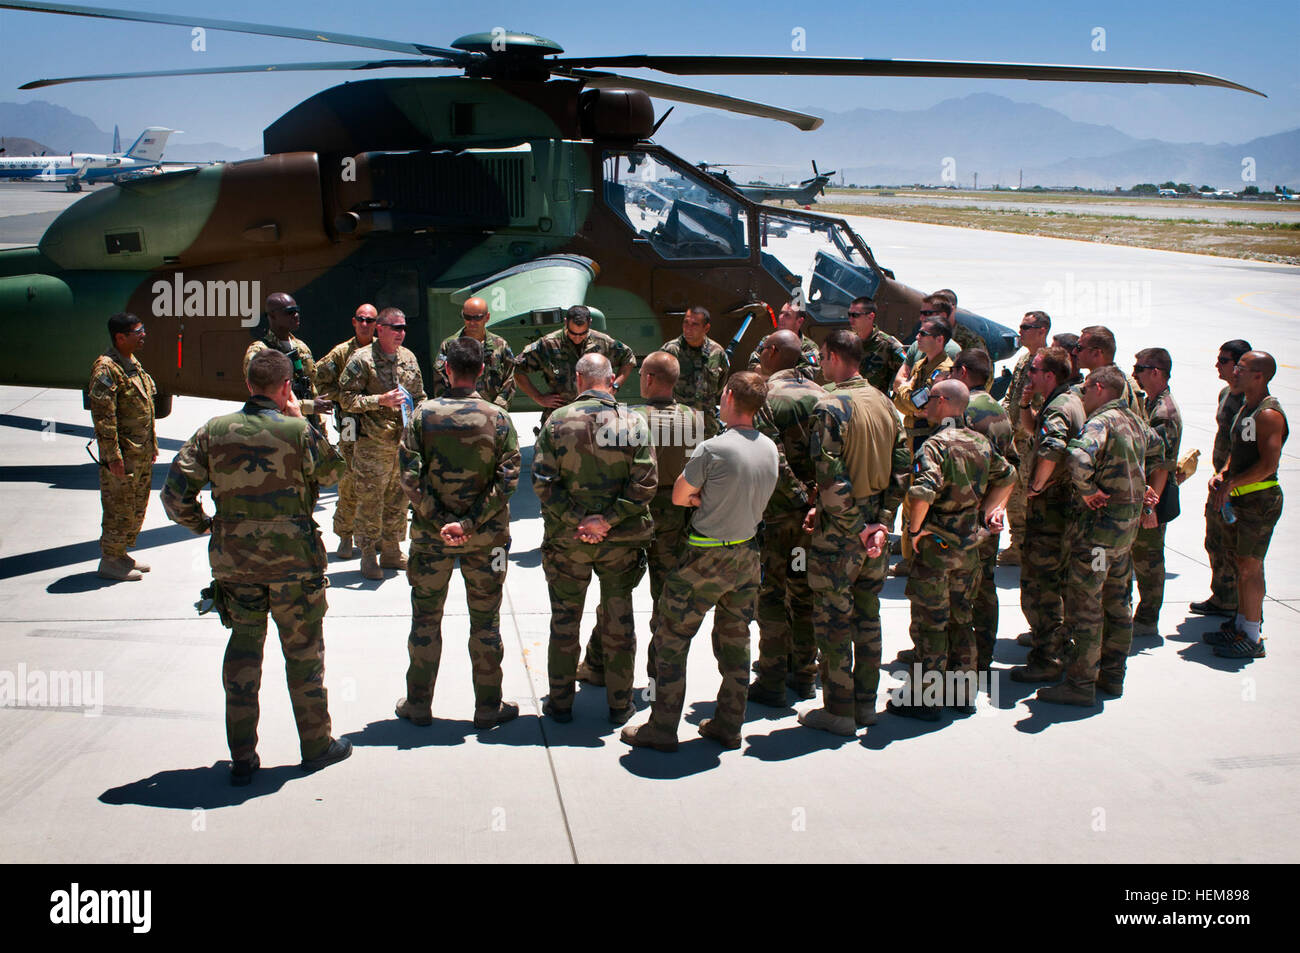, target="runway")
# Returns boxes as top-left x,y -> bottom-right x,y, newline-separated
0,212 -> 1296,863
